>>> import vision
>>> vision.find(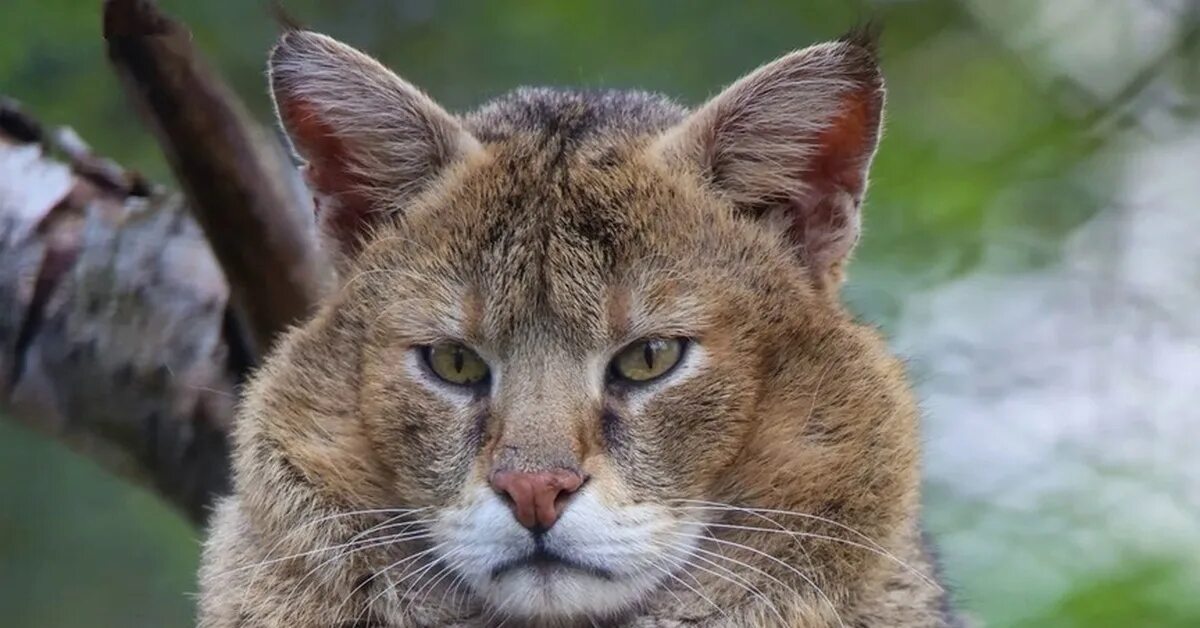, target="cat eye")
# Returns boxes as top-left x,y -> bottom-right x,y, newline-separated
609,338 -> 687,384
422,343 -> 490,387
